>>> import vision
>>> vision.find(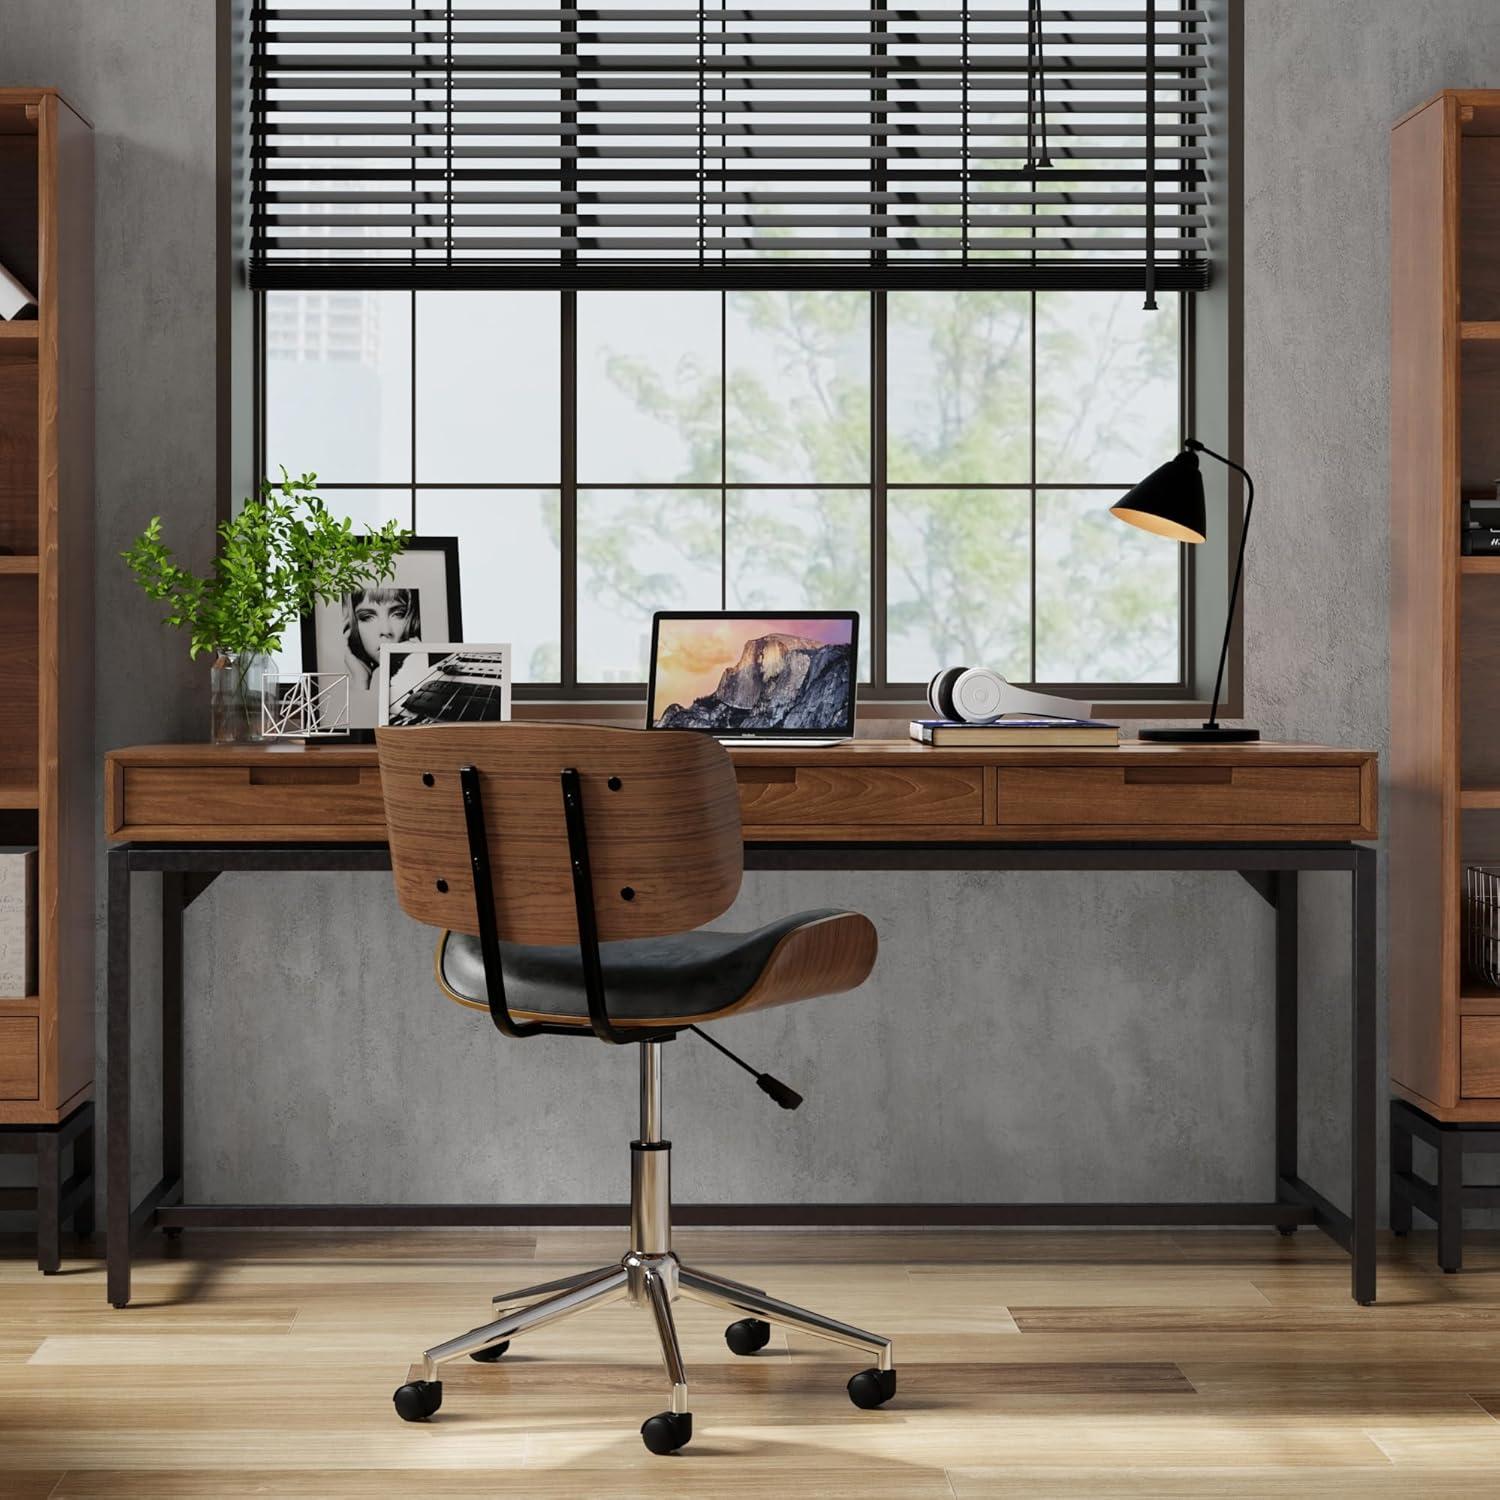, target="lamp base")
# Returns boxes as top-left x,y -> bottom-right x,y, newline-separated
1137,724 -> 1261,743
